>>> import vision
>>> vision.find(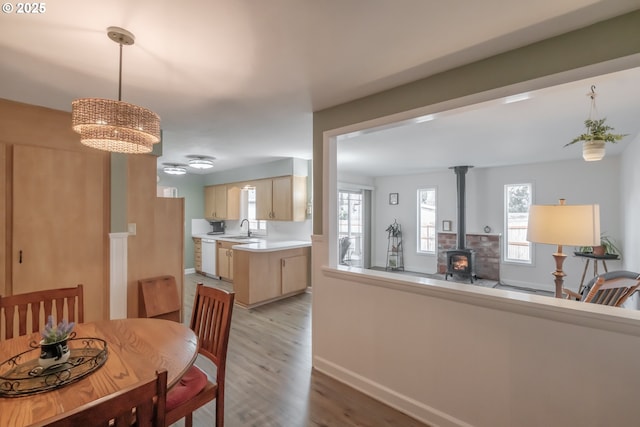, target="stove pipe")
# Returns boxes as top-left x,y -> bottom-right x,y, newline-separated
450,166 -> 473,249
